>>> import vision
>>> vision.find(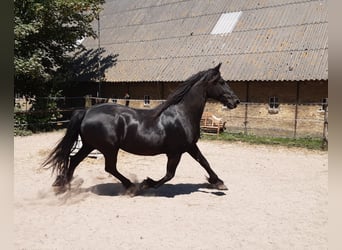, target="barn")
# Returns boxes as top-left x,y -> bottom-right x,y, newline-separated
74,0 -> 328,138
